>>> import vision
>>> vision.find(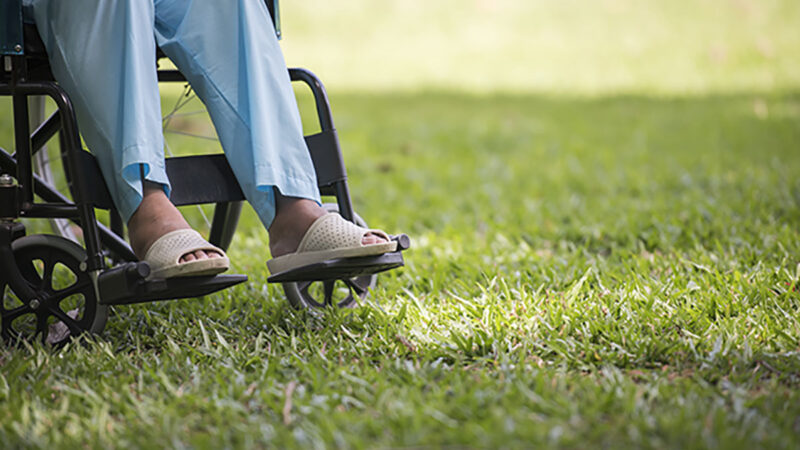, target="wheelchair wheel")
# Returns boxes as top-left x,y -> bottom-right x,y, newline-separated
281,203 -> 377,309
1,235 -> 108,346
